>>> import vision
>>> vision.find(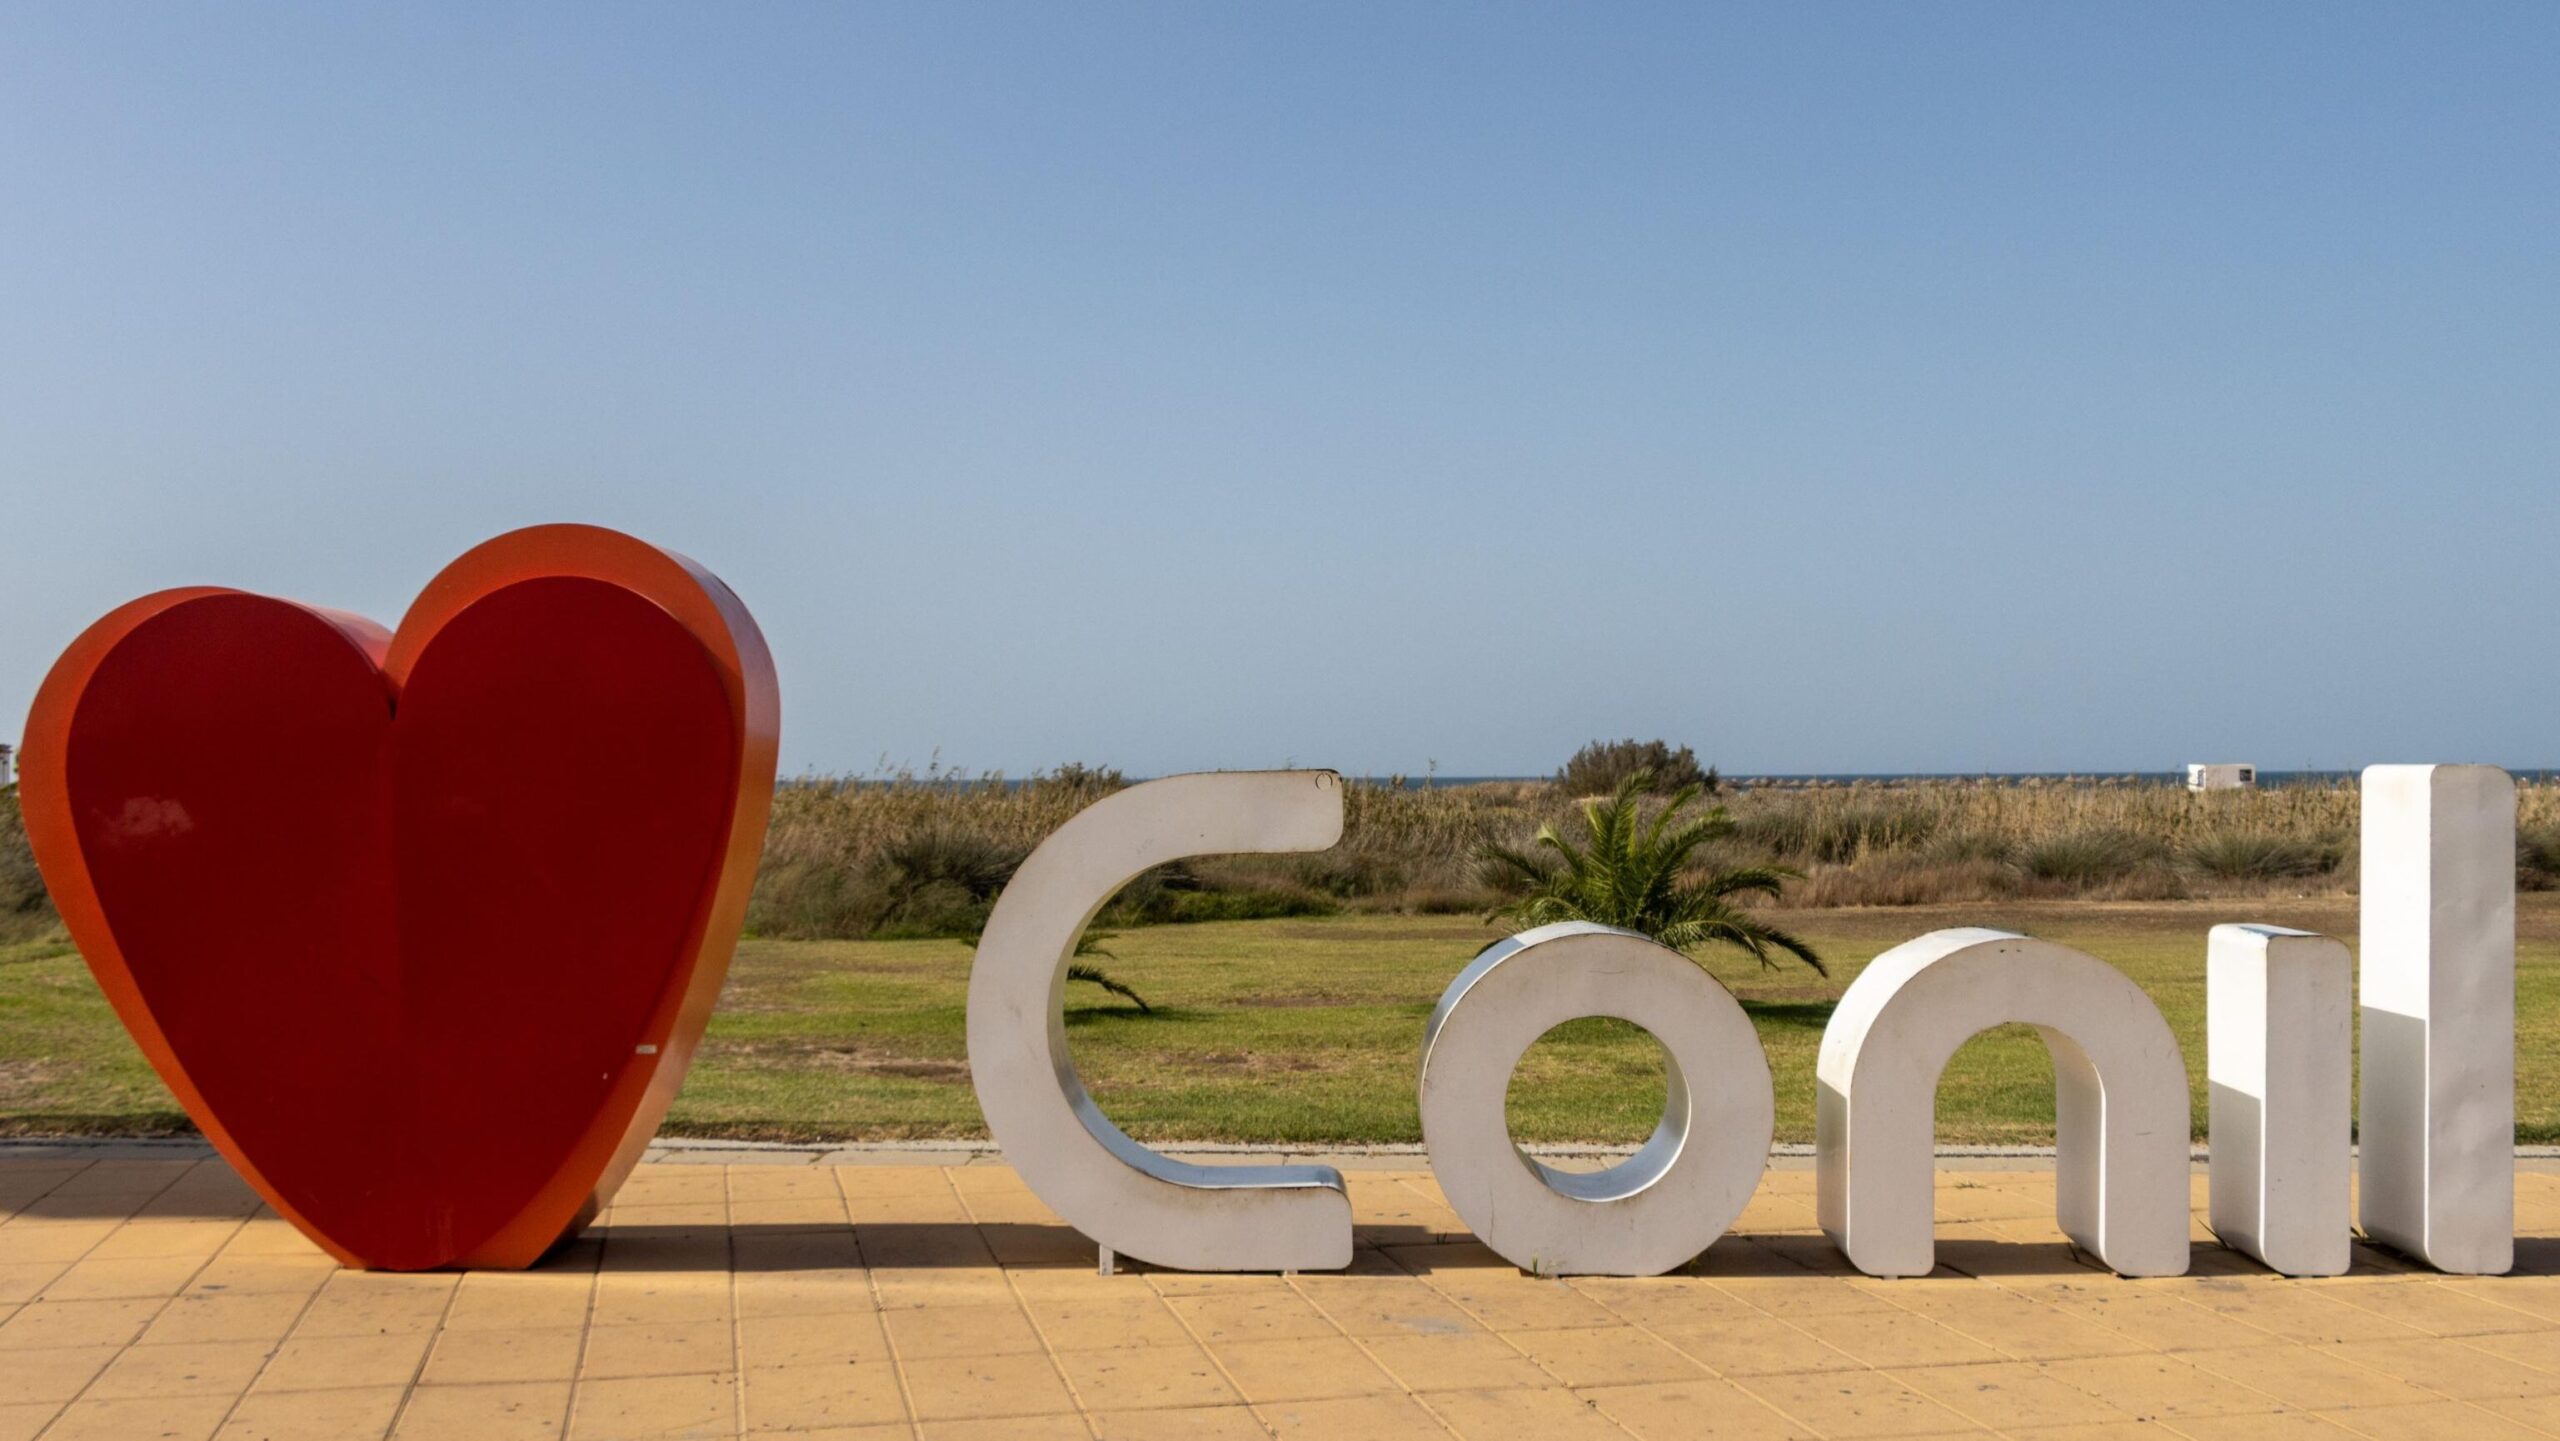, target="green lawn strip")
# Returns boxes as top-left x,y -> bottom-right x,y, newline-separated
6,898 -> 2558,1145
